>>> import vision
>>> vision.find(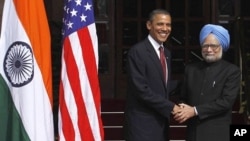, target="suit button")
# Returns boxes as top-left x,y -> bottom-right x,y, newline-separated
201,93 -> 203,95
